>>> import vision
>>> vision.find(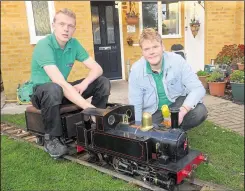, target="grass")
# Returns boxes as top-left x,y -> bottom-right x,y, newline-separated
188,121 -> 244,190
1,114 -> 244,190
1,135 -> 138,191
